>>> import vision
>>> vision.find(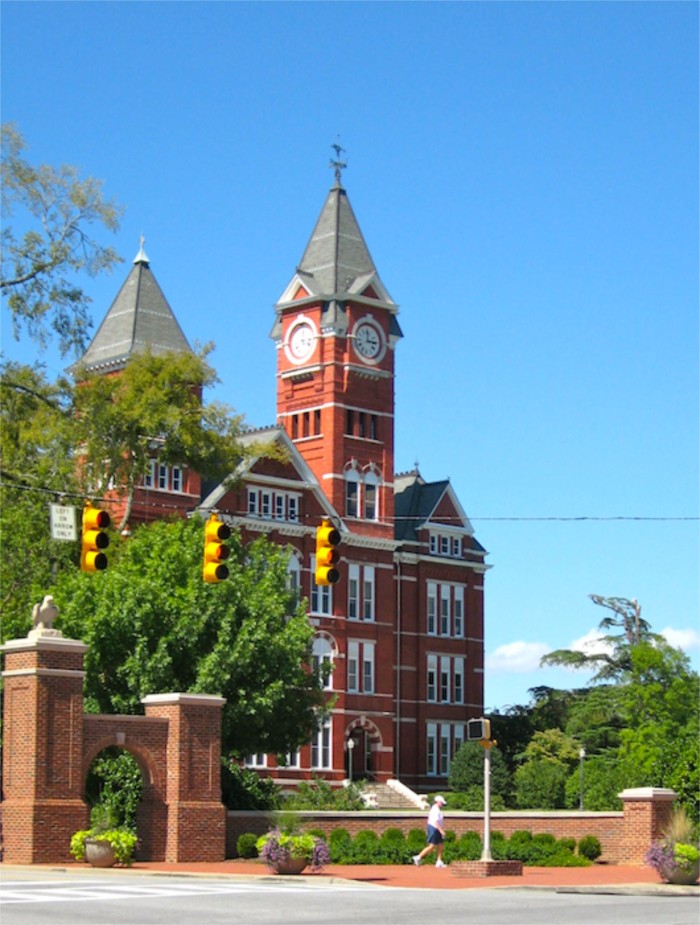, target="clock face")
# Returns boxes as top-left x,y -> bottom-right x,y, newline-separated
288,323 -> 314,361
353,322 -> 384,361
